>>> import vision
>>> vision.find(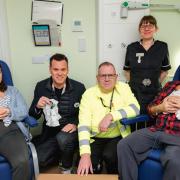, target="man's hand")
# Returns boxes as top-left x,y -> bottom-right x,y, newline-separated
98,113 -> 113,132
77,154 -> 93,176
61,123 -> 77,133
36,96 -> 51,109
0,107 -> 10,119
